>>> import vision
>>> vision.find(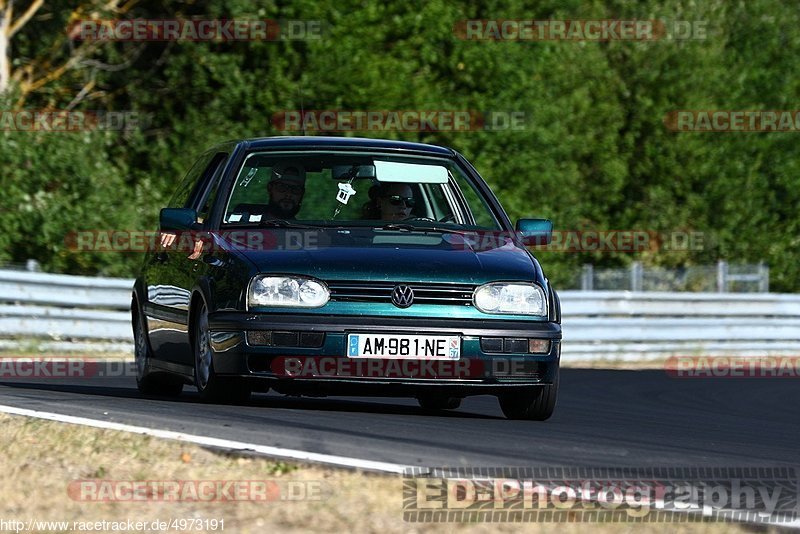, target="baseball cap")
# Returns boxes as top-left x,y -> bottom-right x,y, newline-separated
270,164 -> 306,186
